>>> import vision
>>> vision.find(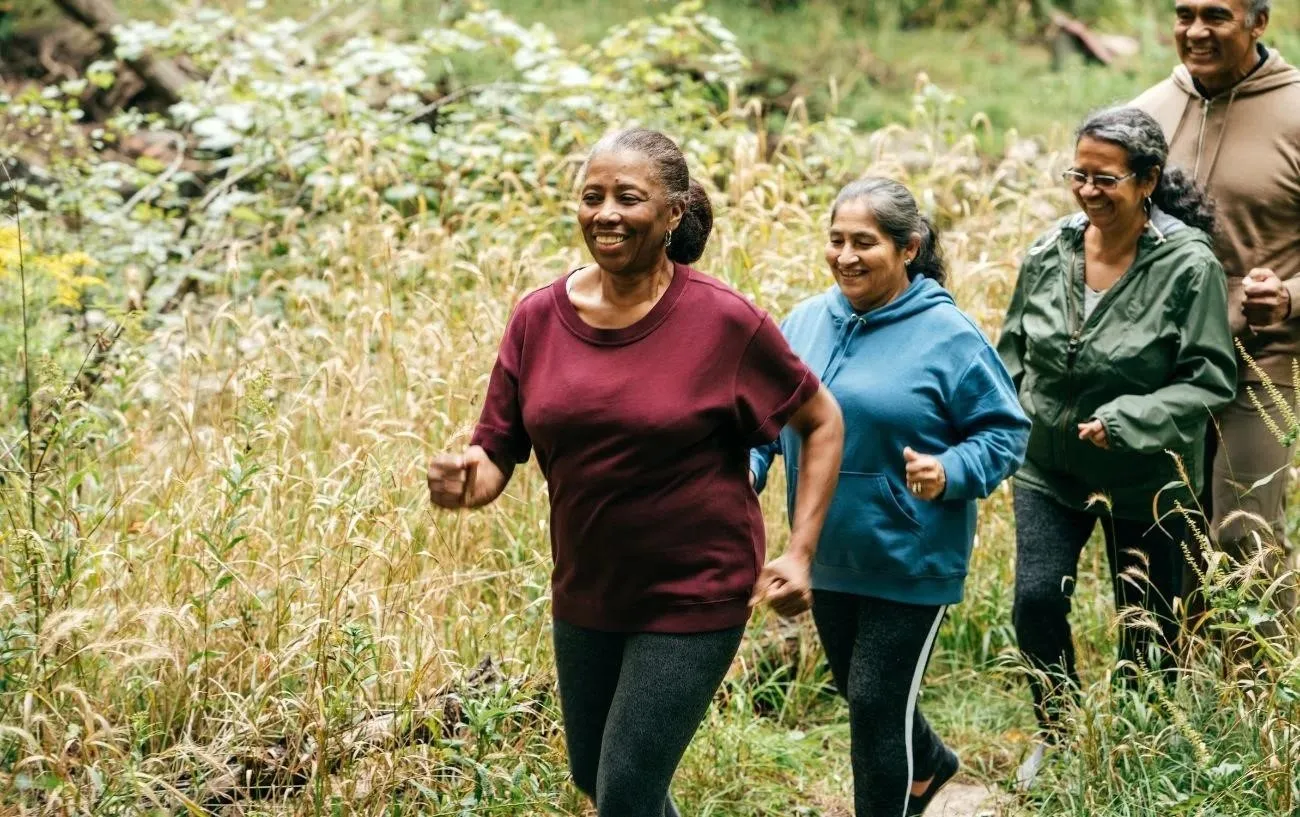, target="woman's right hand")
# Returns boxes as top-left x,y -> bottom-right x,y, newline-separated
427,445 -> 508,509
1076,419 -> 1109,450
750,552 -> 813,618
